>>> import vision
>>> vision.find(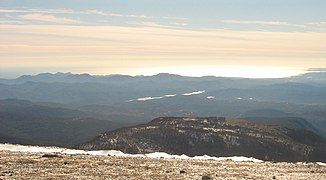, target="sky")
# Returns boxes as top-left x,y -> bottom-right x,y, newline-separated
0,0 -> 326,78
